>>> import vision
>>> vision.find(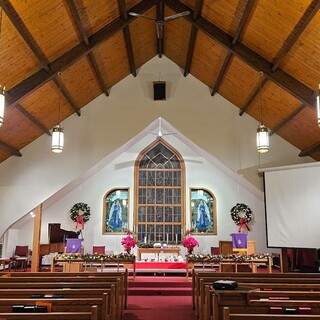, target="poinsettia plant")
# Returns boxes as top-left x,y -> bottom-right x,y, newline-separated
182,228 -> 199,253
121,229 -> 136,253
